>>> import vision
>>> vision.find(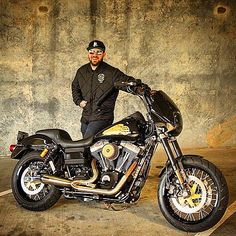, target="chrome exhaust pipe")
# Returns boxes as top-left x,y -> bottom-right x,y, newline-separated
72,159 -> 99,186
41,161 -> 137,196
41,174 -> 72,187
71,161 -> 137,195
